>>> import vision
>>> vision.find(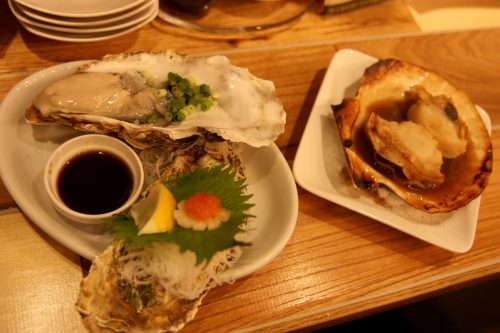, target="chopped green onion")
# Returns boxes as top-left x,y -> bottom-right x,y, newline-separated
199,84 -> 211,97
164,113 -> 173,122
168,72 -> 182,83
200,97 -> 213,111
188,97 -> 199,106
176,111 -> 186,121
143,70 -> 156,86
183,105 -> 197,116
172,86 -> 184,98
177,79 -> 190,92
170,98 -> 185,113
165,72 -> 216,121
155,88 -> 167,98
147,113 -> 159,124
